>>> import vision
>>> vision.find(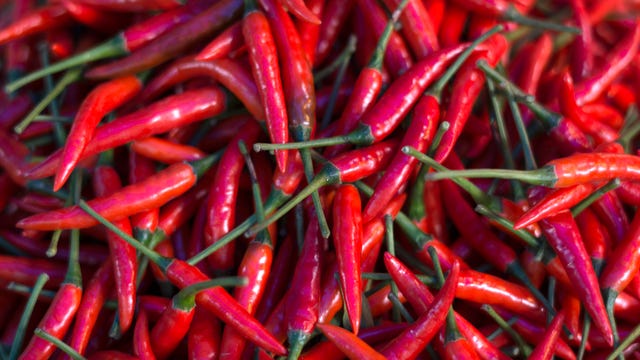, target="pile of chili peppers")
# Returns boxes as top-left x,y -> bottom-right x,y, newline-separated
1,0 -> 640,359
